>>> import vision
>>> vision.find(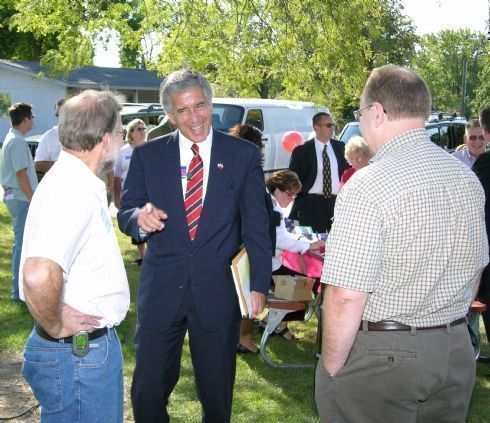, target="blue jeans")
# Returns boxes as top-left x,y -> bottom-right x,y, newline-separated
21,328 -> 123,422
5,198 -> 29,300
